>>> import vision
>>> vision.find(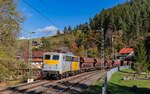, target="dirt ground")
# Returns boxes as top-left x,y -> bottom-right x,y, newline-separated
0,82 -> 7,88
